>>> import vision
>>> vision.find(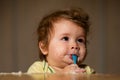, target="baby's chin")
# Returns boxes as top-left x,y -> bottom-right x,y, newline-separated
63,60 -> 74,66
63,56 -> 73,64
